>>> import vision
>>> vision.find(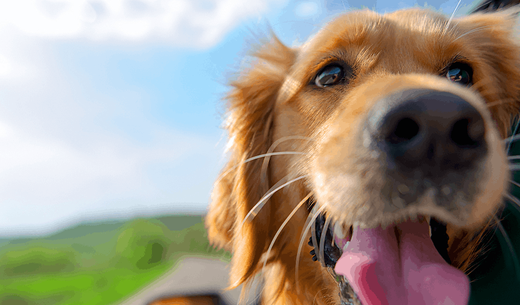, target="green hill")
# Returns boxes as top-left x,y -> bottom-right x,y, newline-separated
0,214 -> 228,305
